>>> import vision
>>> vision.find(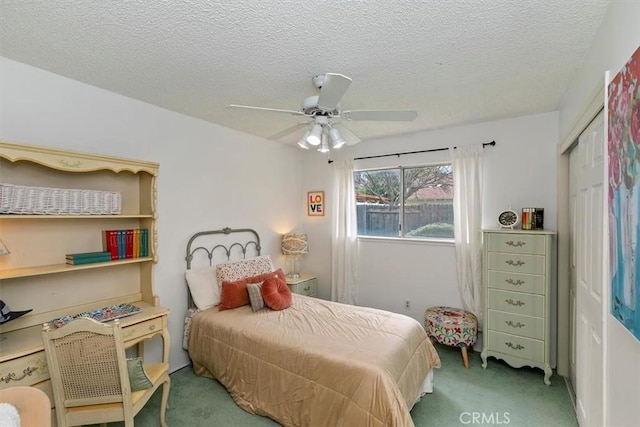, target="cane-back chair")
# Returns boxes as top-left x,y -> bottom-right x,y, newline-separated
41,317 -> 169,427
